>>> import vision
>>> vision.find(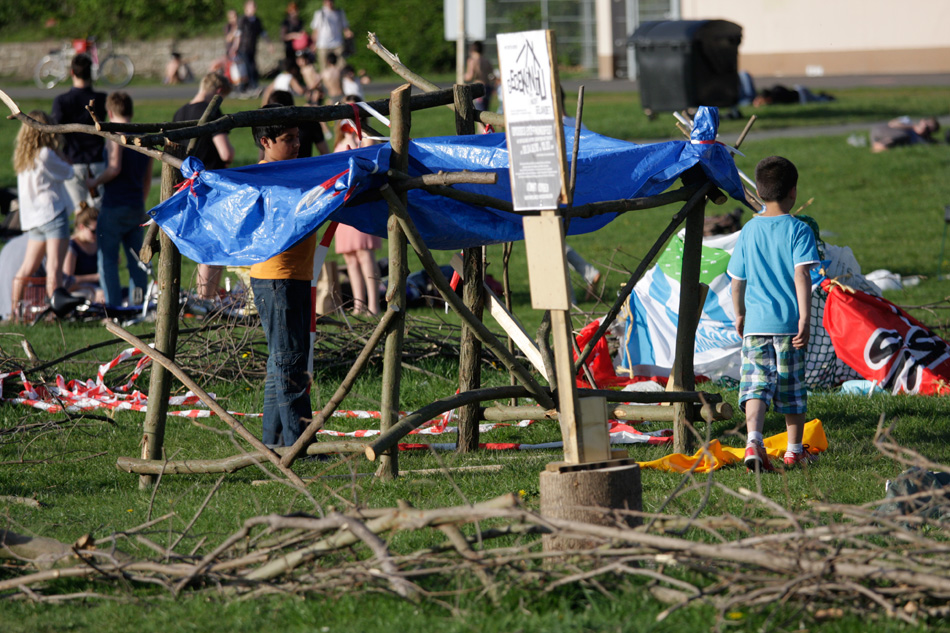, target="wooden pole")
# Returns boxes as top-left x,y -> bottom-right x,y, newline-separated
378,84 -> 413,480
118,442 -> 369,476
481,402 -> 732,423
670,182 -> 709,454
454,83 -> 484,454
139,143 -> 184,490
